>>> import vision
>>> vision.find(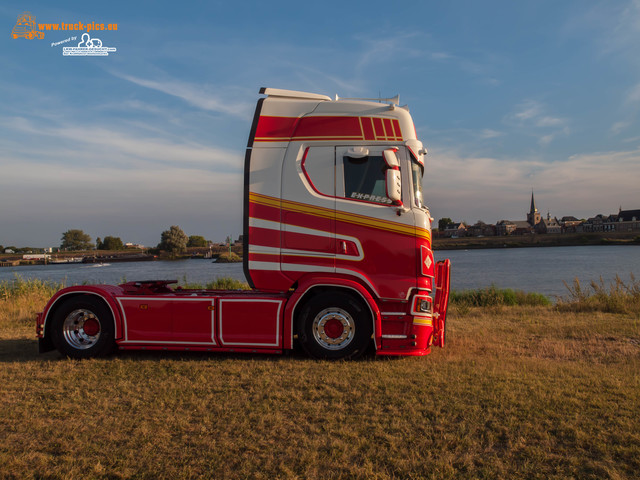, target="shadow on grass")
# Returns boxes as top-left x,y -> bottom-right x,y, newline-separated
0,339 -> 300,363
0,340 -> 383,363
0,338 -> 57,363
